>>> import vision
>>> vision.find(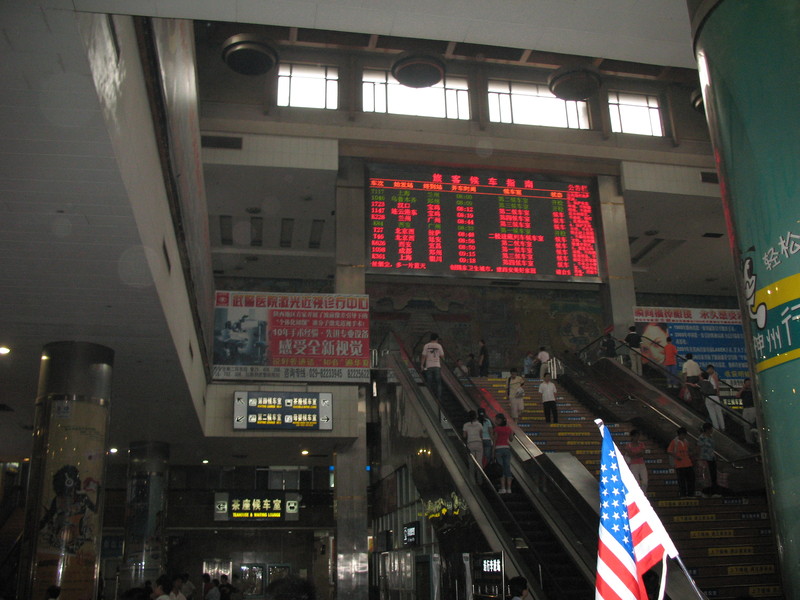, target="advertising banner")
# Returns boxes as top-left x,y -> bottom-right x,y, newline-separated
212,291 -> 370,383
634,306 -> 748,387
